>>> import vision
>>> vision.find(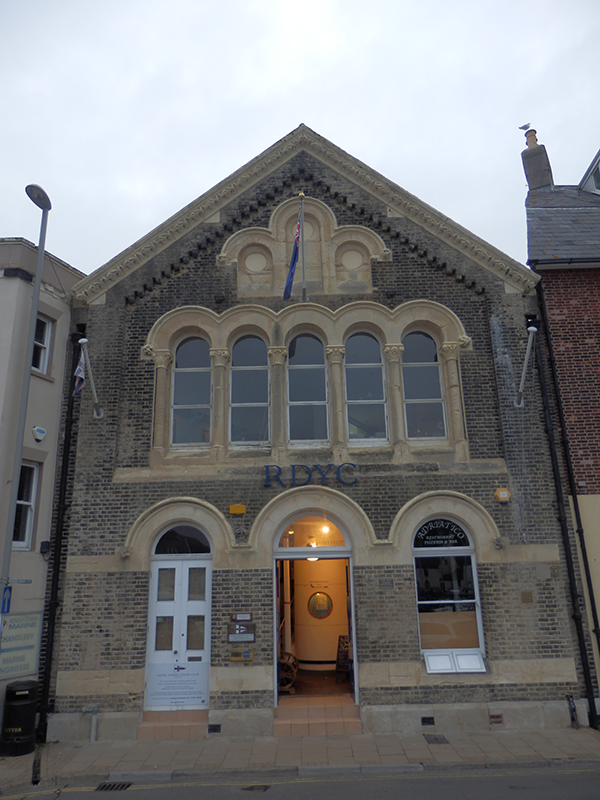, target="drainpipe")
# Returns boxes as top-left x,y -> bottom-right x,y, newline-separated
534,326 -> 599,729
37,331 -> 84,742
536,283 -> 600,674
